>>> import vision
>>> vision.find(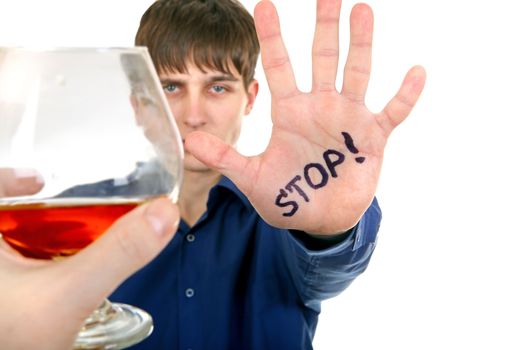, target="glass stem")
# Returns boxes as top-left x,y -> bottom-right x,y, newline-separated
82,299 -> 116,328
